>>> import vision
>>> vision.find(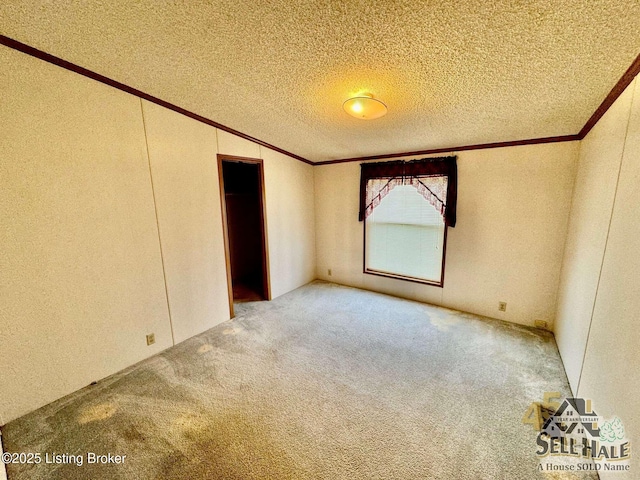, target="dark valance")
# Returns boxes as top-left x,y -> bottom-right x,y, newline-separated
358,156 -> 458,227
